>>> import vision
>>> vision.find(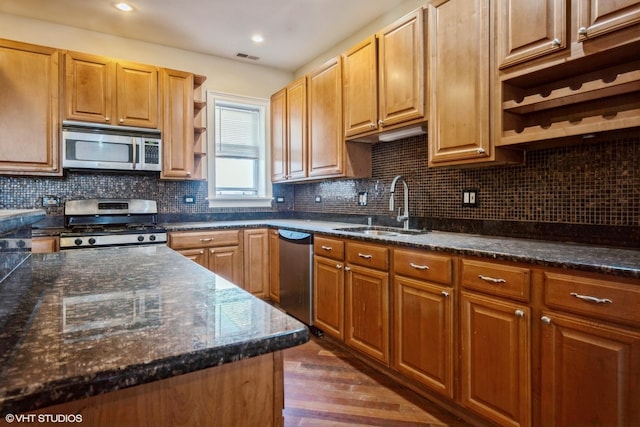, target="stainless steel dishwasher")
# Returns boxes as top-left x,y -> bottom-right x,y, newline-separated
278,229 -> 313,326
